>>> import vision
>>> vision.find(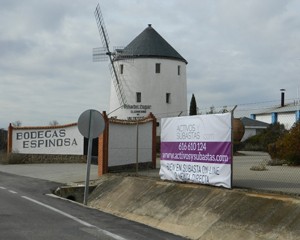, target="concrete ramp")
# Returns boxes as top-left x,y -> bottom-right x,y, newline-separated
88,174 -> 300,240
